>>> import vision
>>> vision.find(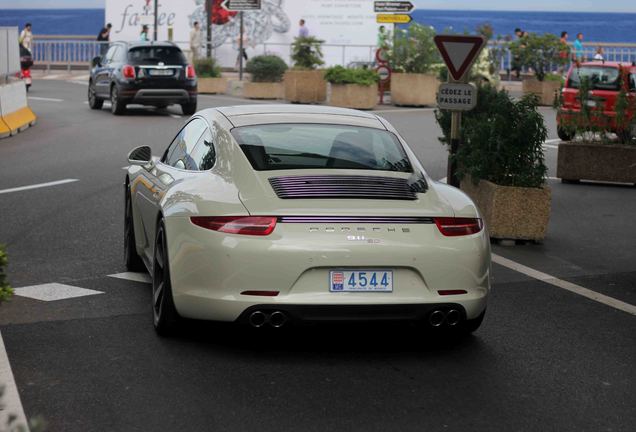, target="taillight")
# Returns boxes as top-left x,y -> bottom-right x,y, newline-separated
434,217 -> 483,237
191,216 -> 277,236
122,65 -> 136,79
186,64 -> 196,79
